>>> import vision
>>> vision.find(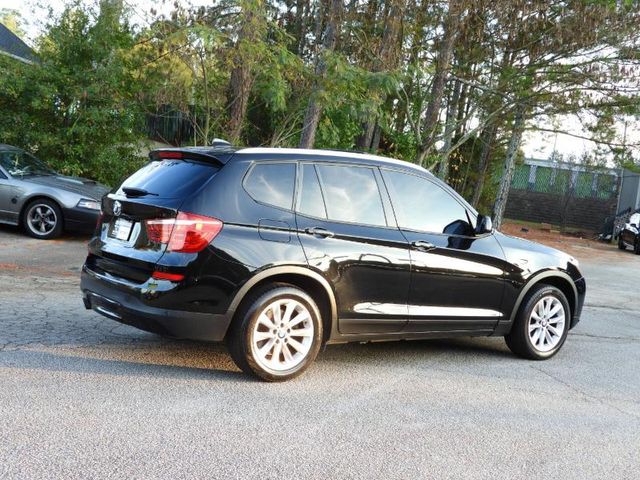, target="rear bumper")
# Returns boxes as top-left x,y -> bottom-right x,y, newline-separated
81,265 -> 233,341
